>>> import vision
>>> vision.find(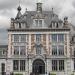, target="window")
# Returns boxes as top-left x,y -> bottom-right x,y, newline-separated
52,22 -> 57,28
13,34 -> 27,42
58,34 -> 64,42
59,60 -> 64,71
35,20 -> 42,27
14,35 -> 19,42
20,35 -> 26,42
52,34 -> 57,42
13,60 -> 25,71
20,60 -> 25,71
19,23 -> 21,28
20,46 -> 26,55
74,59 -> 75,70
51,34 -> 64,43
14,46 -> 26,55
36,34 -> 41,43
2,50 -> 6,55
52,45 -> 64,56
13,60 -> 19,70
52,46 -> 57,55
74,48 -> 75,57
36,46 -> 41,54
58,45 -> 64,55
35,20 -> 38,26
39,20 -> 42,27
52,60 -> 57,71
14,46 -> 19,55
52,60 -> 64,71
